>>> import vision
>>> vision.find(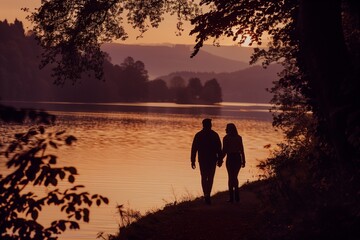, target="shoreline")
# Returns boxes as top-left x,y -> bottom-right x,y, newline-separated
112,180 -> 267,240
